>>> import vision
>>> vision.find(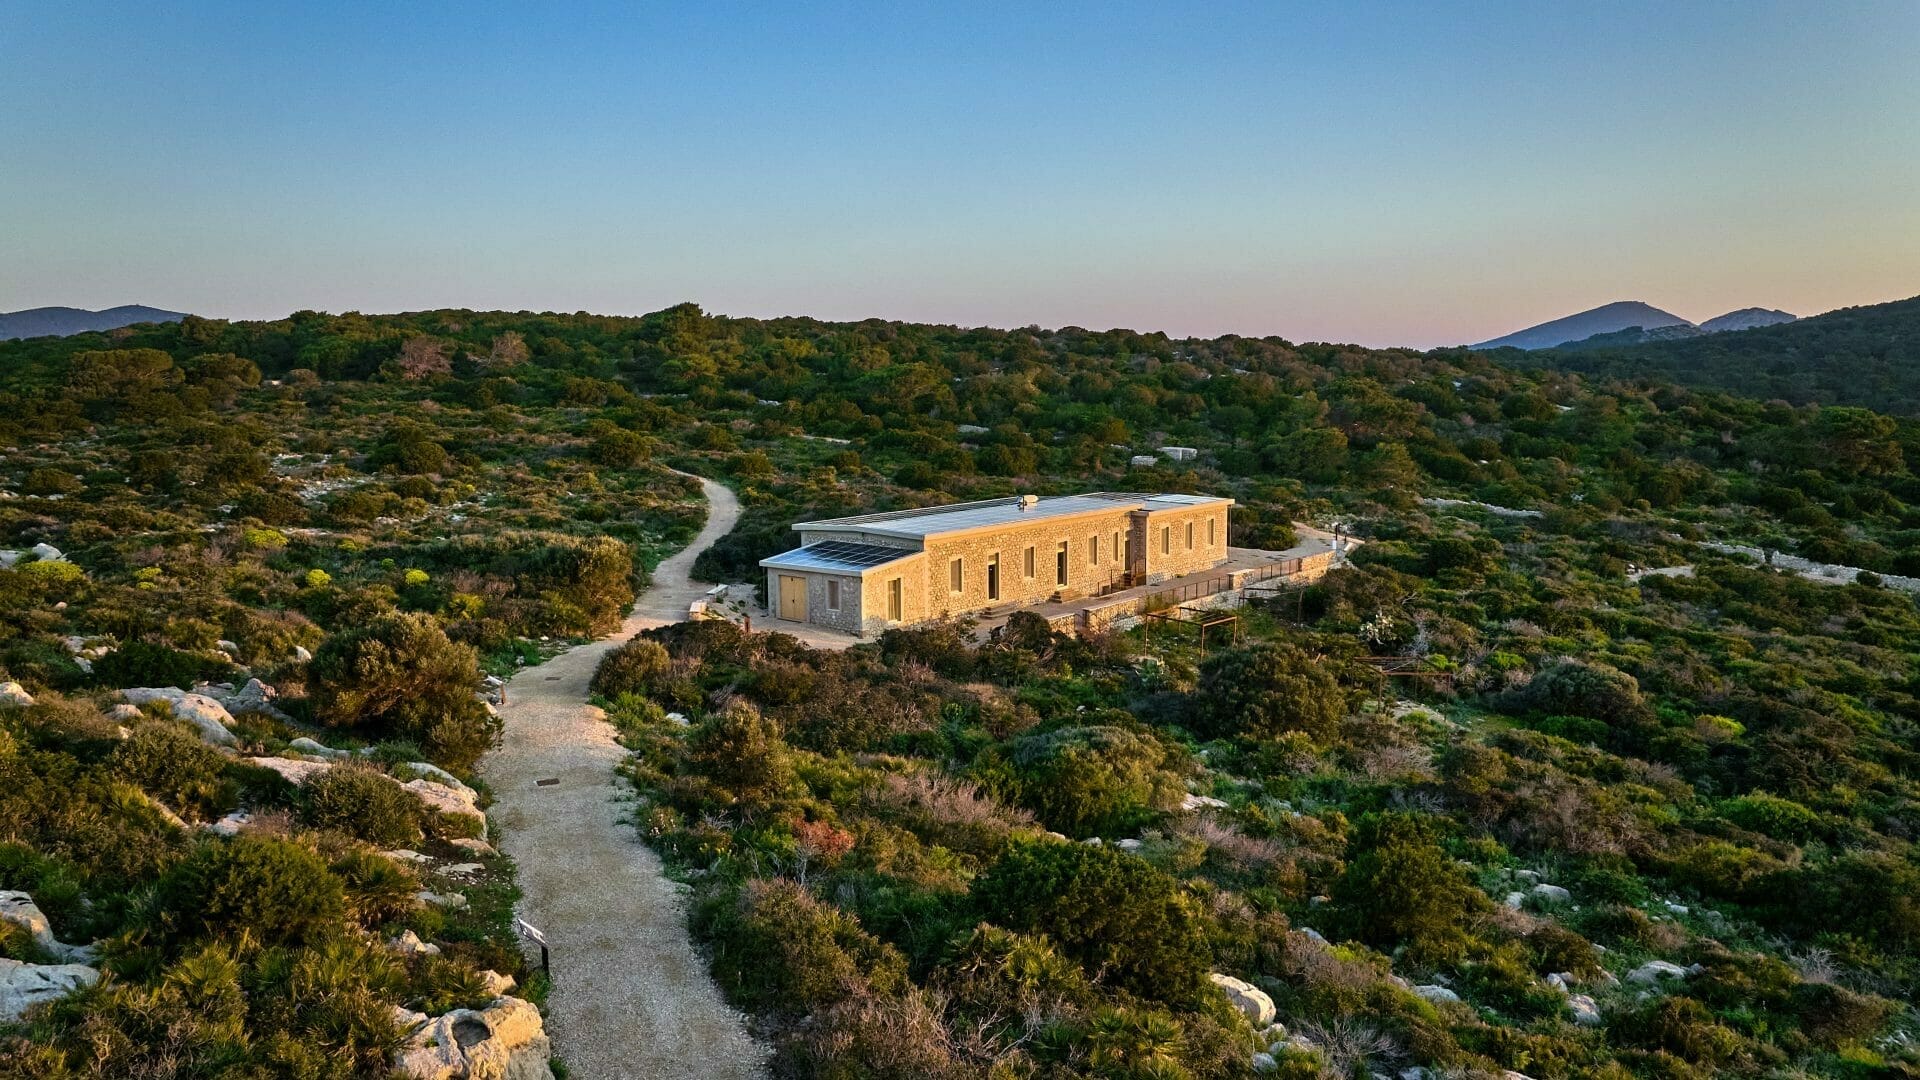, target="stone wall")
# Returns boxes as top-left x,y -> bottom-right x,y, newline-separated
921,507 -> 1140,618
860,561 -> 928,635
1139,506 -> 1230,582
767,567 -> 887,635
